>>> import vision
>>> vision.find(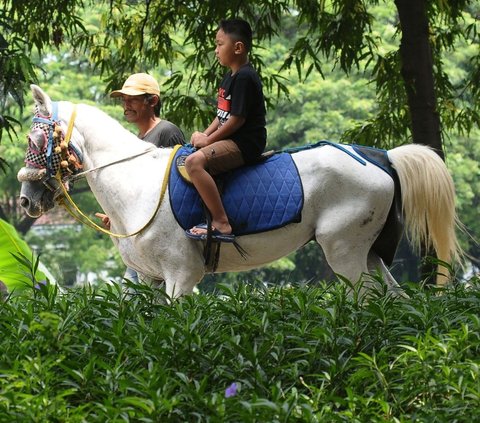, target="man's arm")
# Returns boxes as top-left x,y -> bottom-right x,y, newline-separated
95,212 -> 111,230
